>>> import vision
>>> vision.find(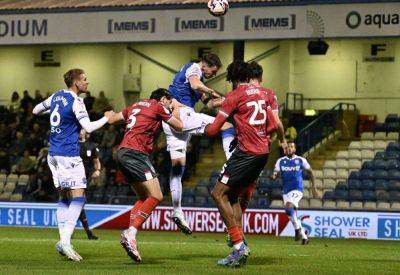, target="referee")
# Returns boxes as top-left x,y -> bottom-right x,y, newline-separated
78,129 -> 101,240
